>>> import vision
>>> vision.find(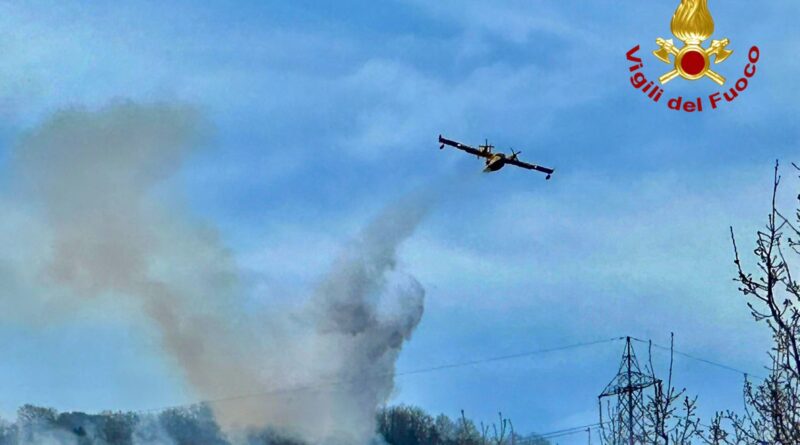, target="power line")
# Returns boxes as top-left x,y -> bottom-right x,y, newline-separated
514,422 -> 605,444
139,334 -> 767,414
139,336 -> 624,413
528,422 -> 602,438
629,337 -> 767,380
125,332 -> 771,445
533,422 -> 603,440
538,427 -> 599,442
17,332 -> 775,444
397,337 -> 623,377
